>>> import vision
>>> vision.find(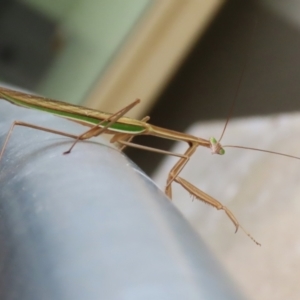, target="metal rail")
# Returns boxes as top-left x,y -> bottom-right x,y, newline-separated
0,99 -> 245,299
